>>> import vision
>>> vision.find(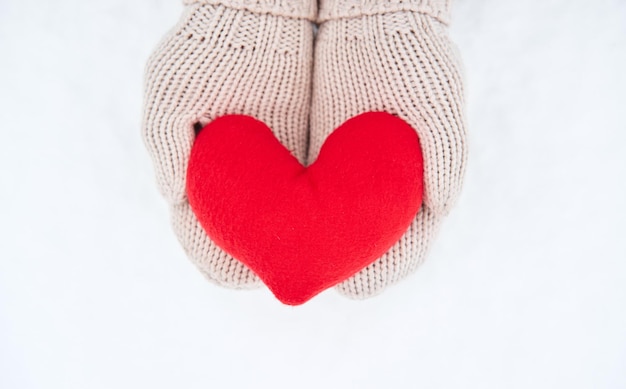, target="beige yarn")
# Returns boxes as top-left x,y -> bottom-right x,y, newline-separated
142,1 -> 315,288
317,0 -> 451,24
182,0 -> 317,20
310,0 -> 467,298
142,0 -> 467,299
